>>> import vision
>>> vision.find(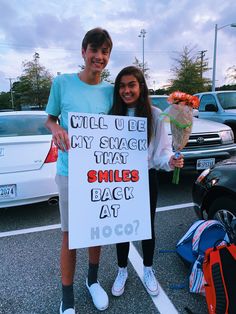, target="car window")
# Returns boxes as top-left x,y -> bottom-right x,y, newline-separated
199,95 -> 217,112
150,97 -> 169,111
0,115 -> 51,137
217,92 -> 236,109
